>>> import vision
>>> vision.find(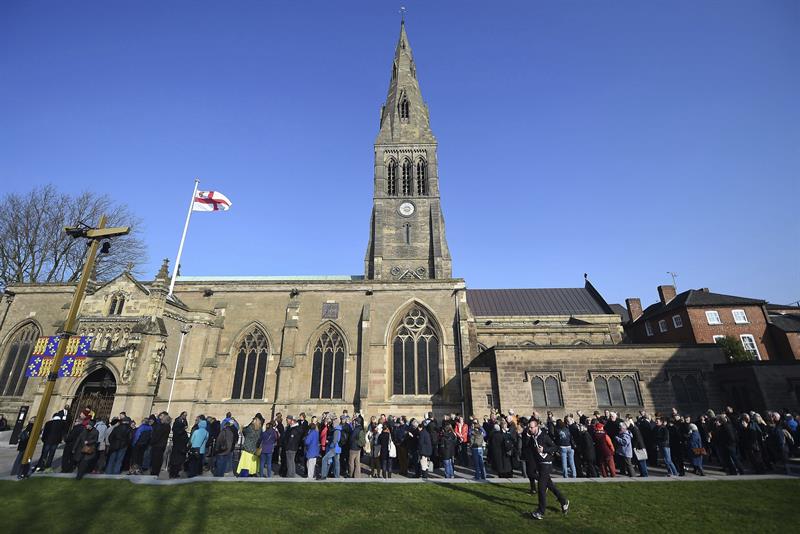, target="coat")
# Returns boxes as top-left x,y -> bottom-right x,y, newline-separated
593,430 -> 614,459
242,425 -> 260,454
304,429 -> 321,458
190,420 -> 209,454
440,432 -> 458,460
41,418 -> 65,446
215,426 -> 236,455
418,427 -> 433,457
614,431 -> 633,458
488,430 -> 512,474
72,426 -> 99,462
260,428 -> 279,454
151,422 -> 170,448
169,427 -> 189,466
